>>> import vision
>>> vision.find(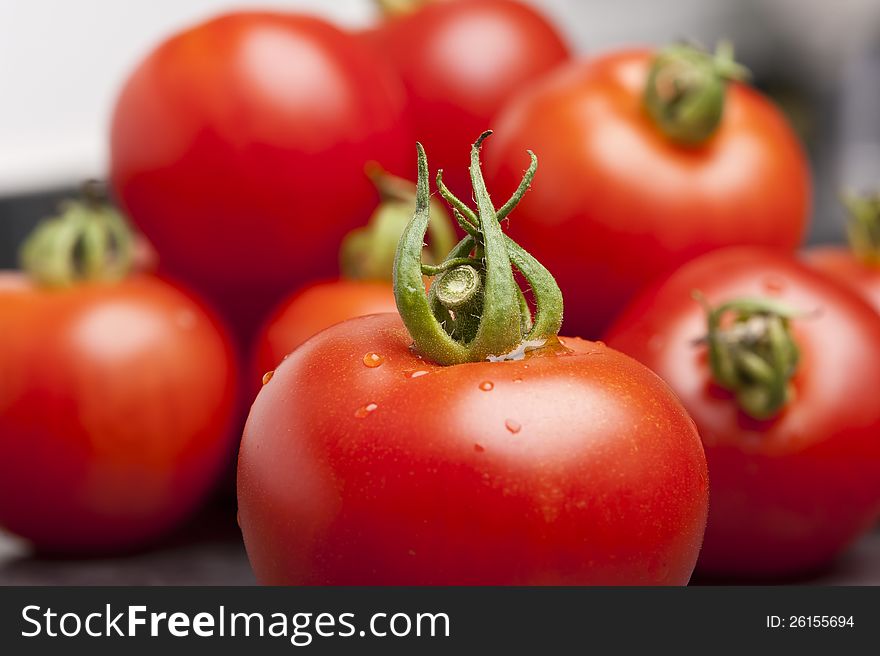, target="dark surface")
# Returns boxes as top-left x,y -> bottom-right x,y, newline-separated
0,505 -> 255,586
0,505 -> 877,586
